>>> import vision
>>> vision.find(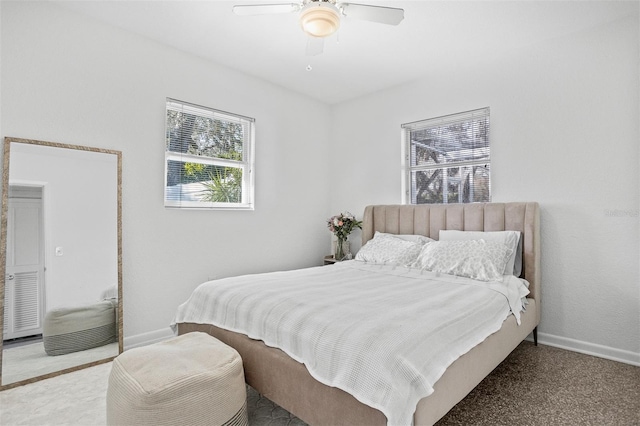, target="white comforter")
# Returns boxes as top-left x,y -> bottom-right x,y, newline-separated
171,261 -> 529,426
